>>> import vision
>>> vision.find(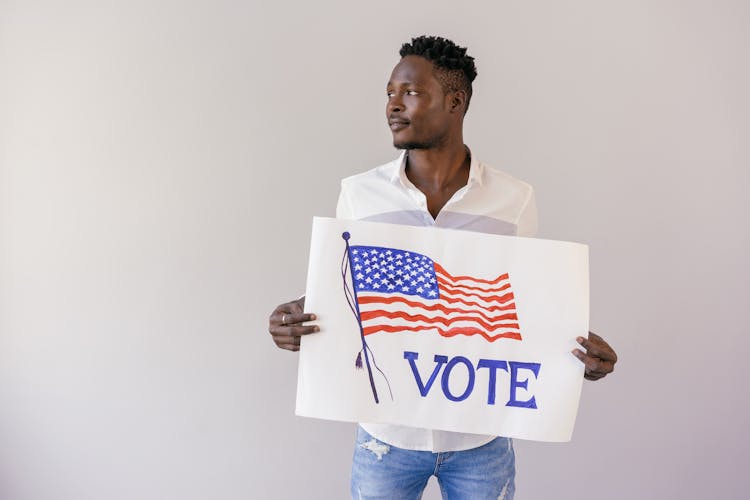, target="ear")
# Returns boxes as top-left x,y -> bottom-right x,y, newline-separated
448,90 -> 467,114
